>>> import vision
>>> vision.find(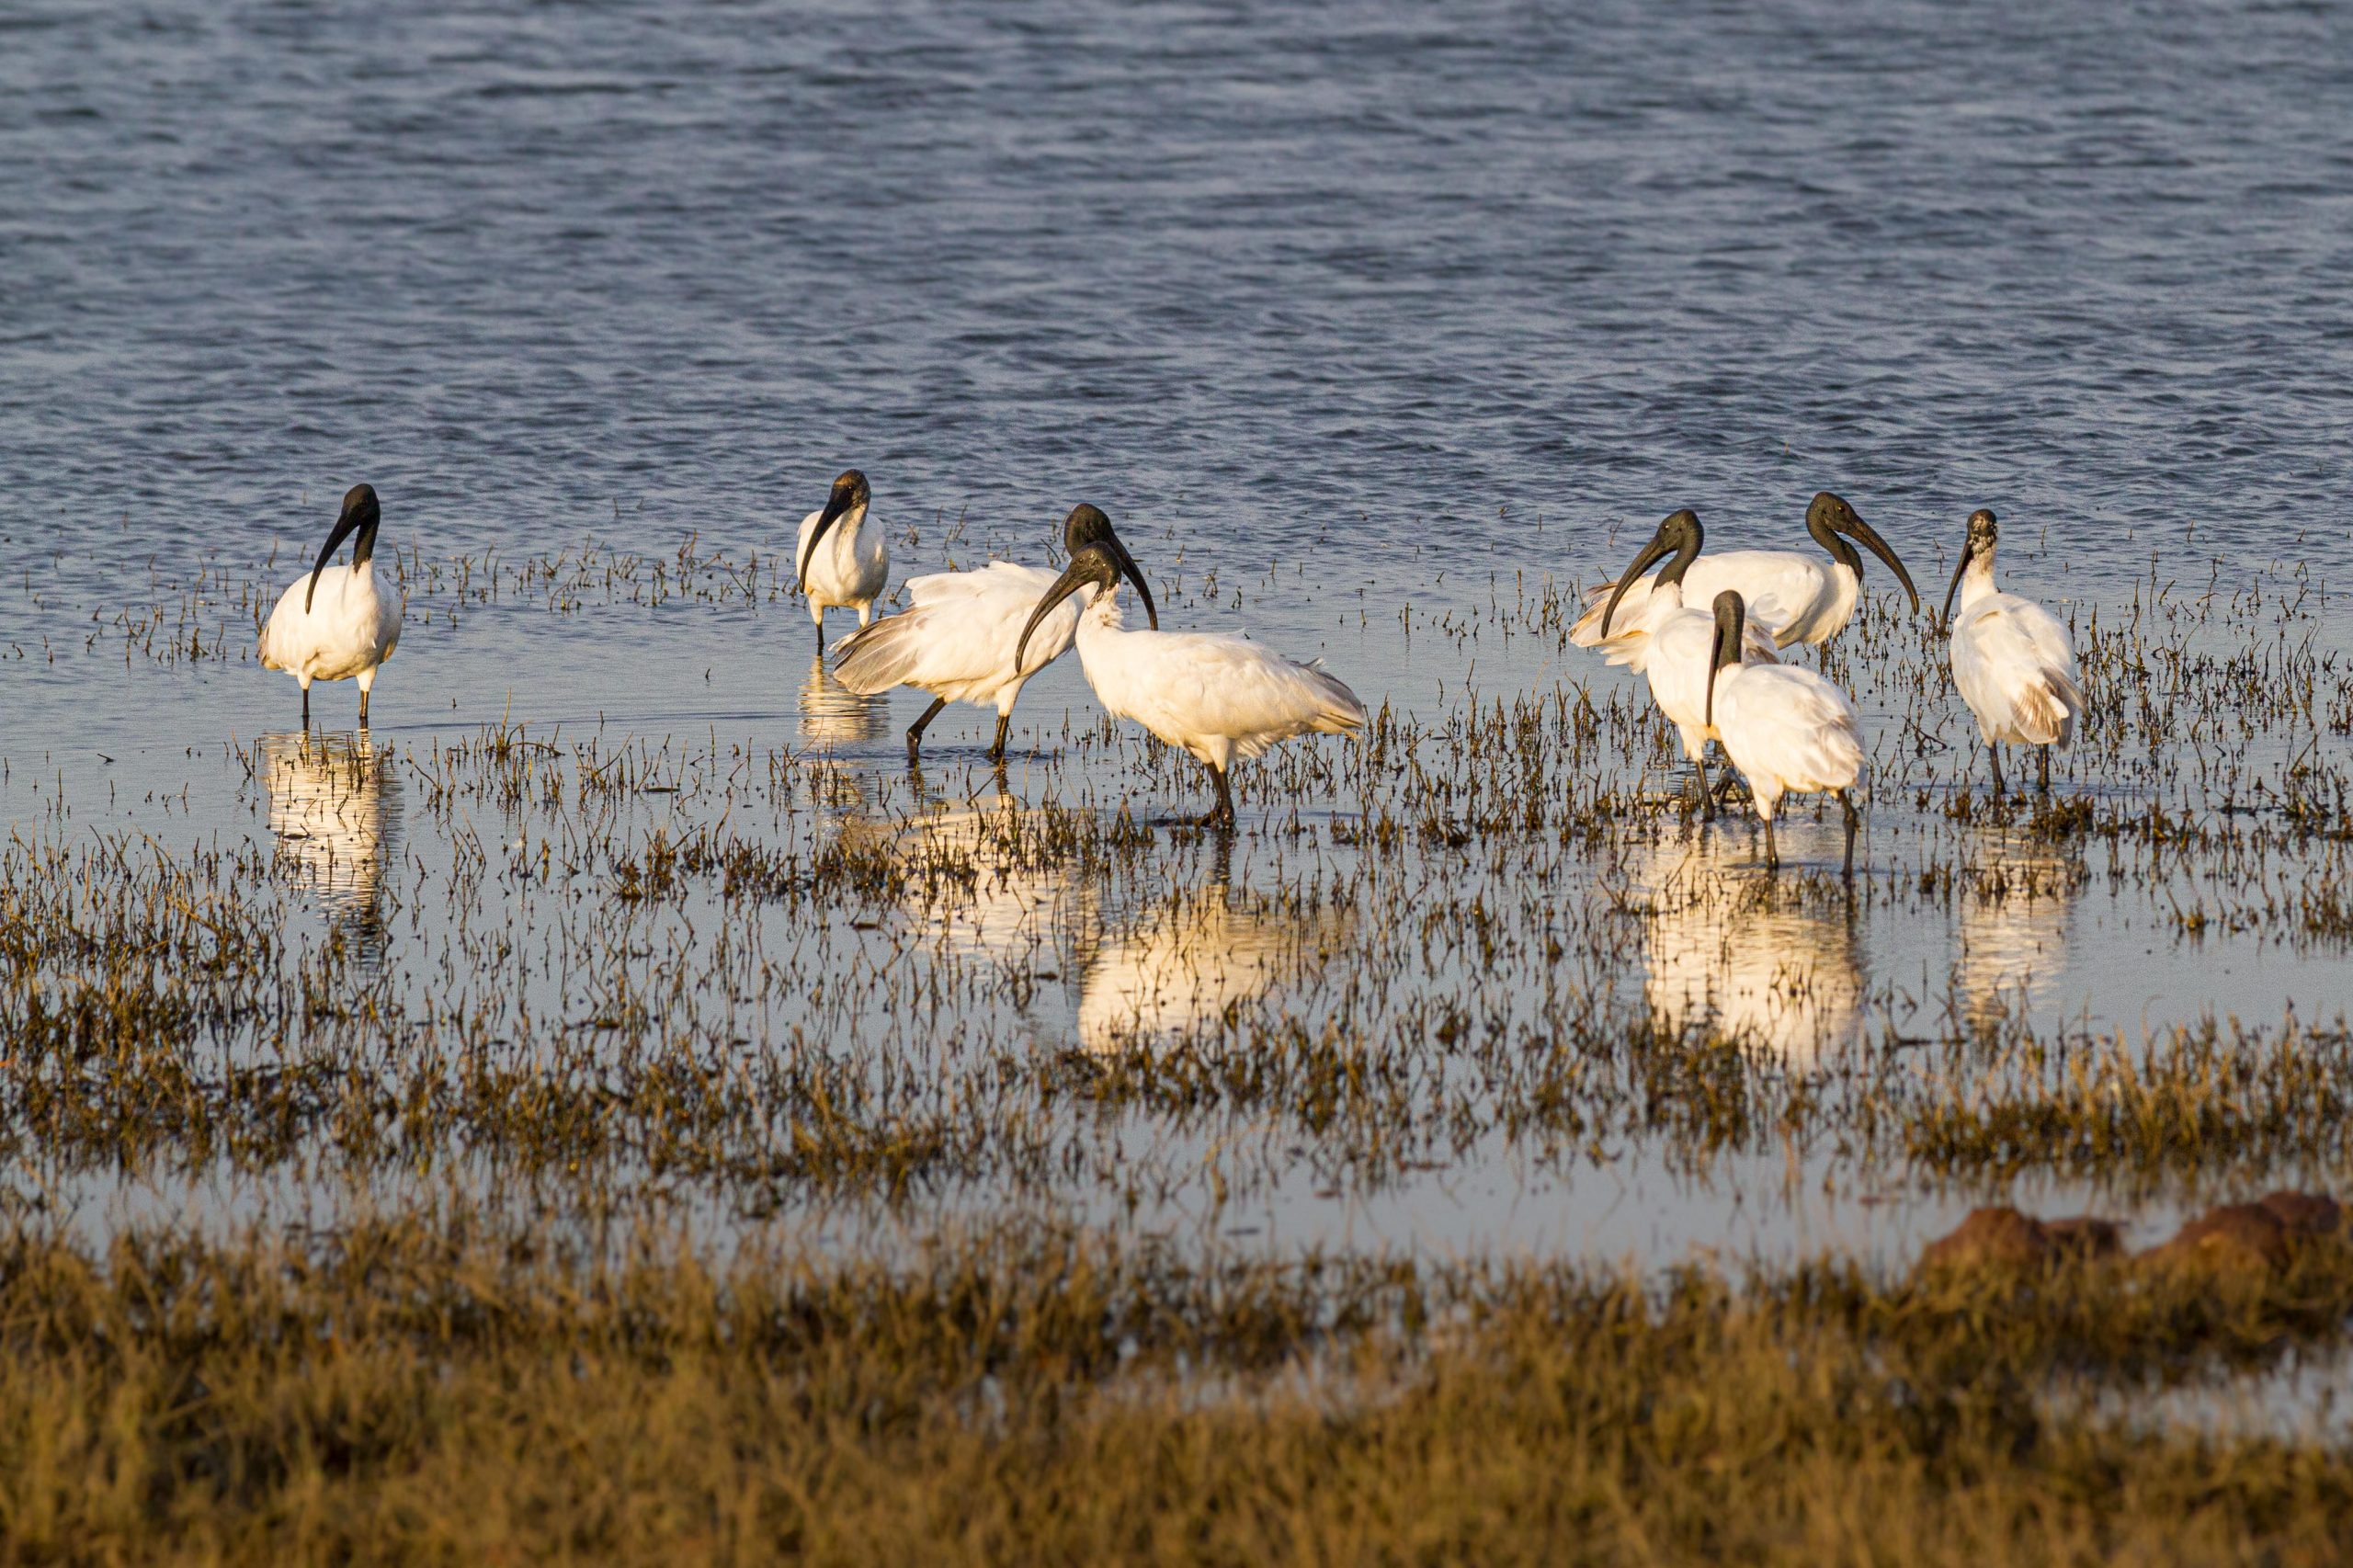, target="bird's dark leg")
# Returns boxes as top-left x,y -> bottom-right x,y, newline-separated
2038,744 -> 2051,794
1190,762 -> 1236,829
358,687 -> 370,727
1710,744 -> 1746,804
301,686 -> 311,730
1763,815 -> 1779,872
1695,748 -> 1717,822
1989,743 -> 2004,799
906,696 -> 949,760
988,713 -> 1011,769
1838,789 -> 1859,881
